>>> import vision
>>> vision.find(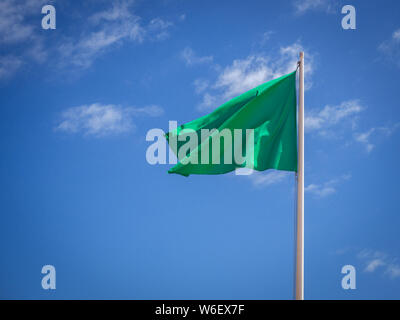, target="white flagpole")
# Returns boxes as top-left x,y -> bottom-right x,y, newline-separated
295,51 -> 305,300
